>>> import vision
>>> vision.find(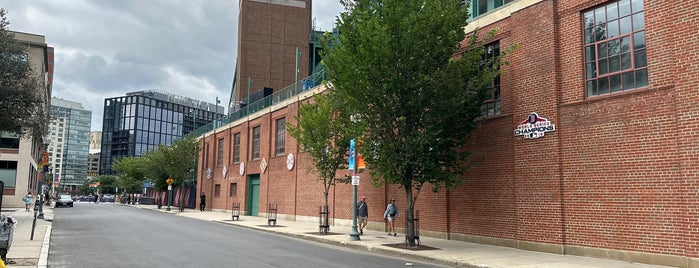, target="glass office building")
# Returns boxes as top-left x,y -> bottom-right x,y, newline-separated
99,90 -> 224,174
49,98 -> 92,191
